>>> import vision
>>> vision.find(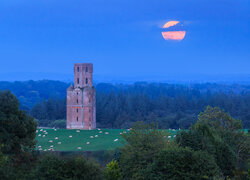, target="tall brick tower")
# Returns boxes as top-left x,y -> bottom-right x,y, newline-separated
67,63 -> 96,130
